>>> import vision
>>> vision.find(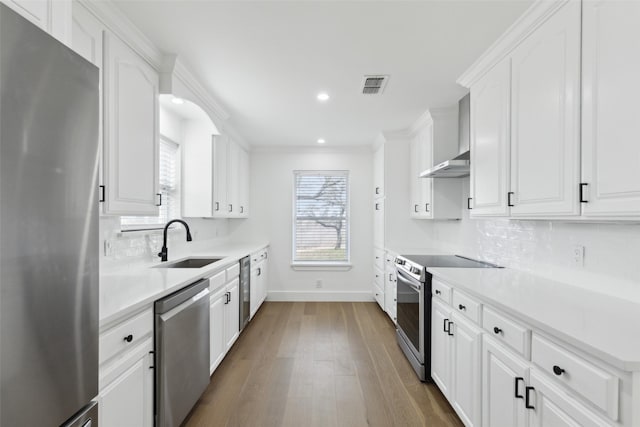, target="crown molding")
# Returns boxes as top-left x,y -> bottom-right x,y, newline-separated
457,0 -> 569,88
251,145 -> 372,155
